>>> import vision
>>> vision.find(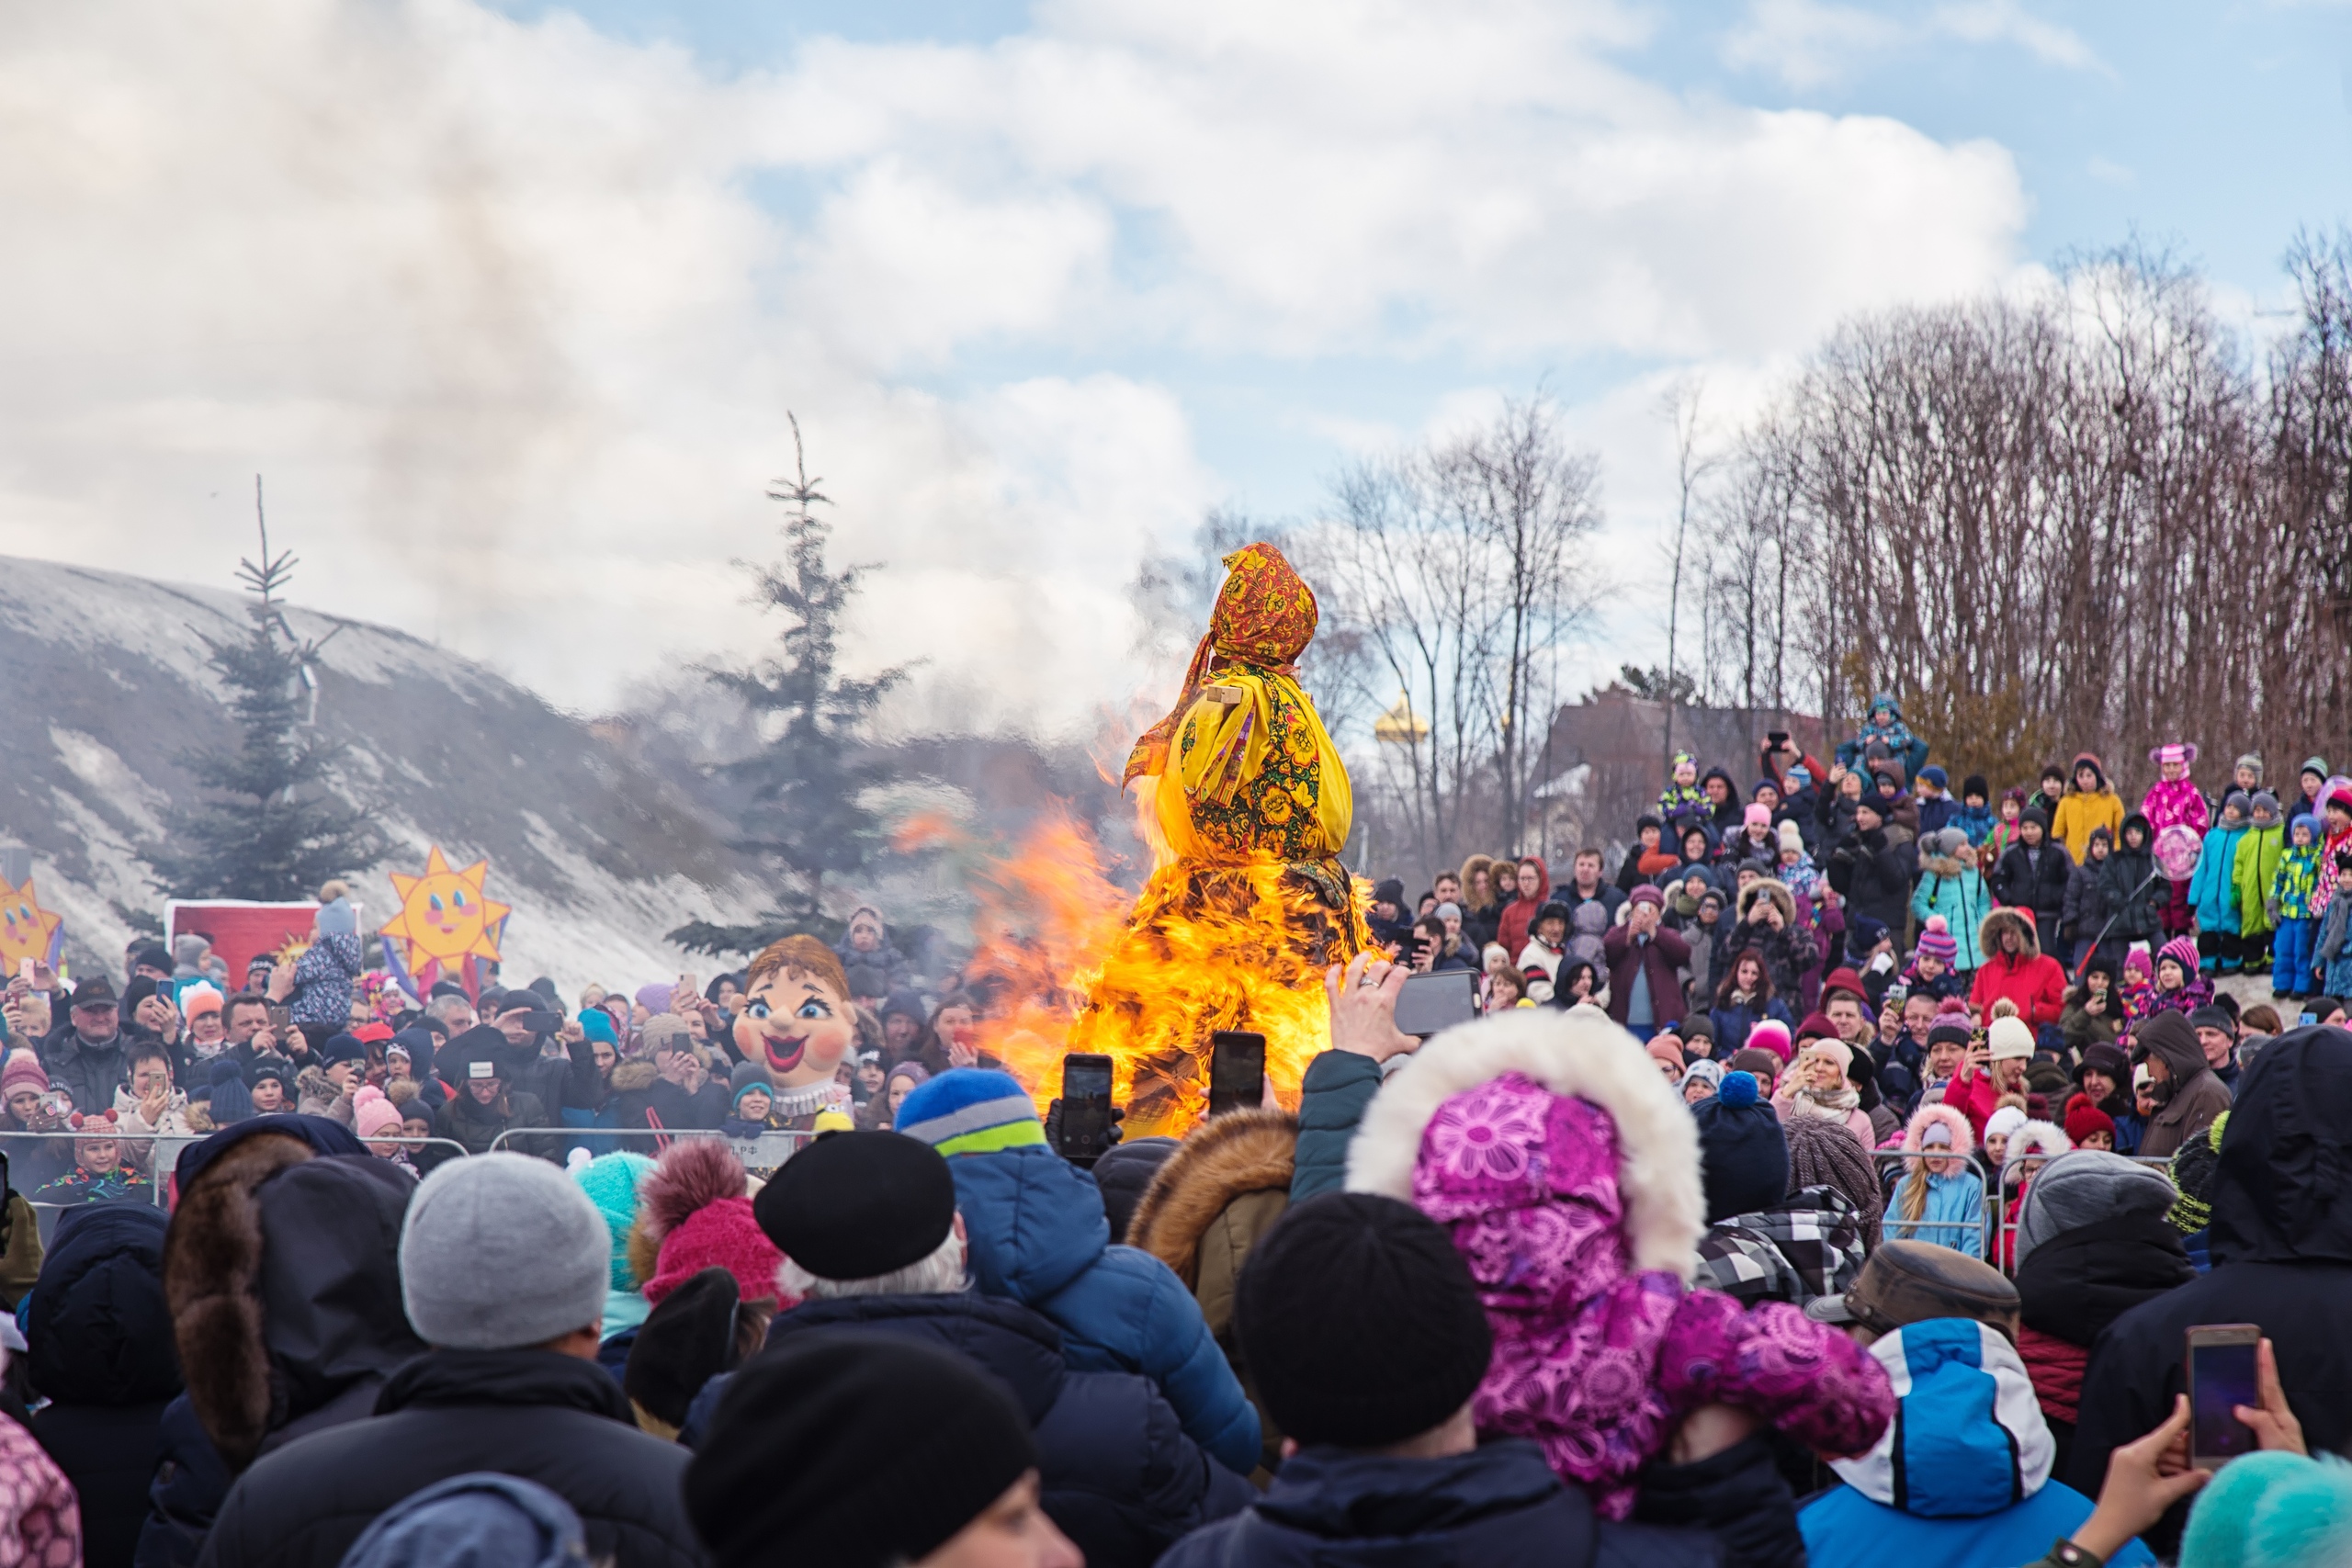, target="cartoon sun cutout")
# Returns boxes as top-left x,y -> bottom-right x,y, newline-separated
0,878 -> 62,974
380,847 -> 510,967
